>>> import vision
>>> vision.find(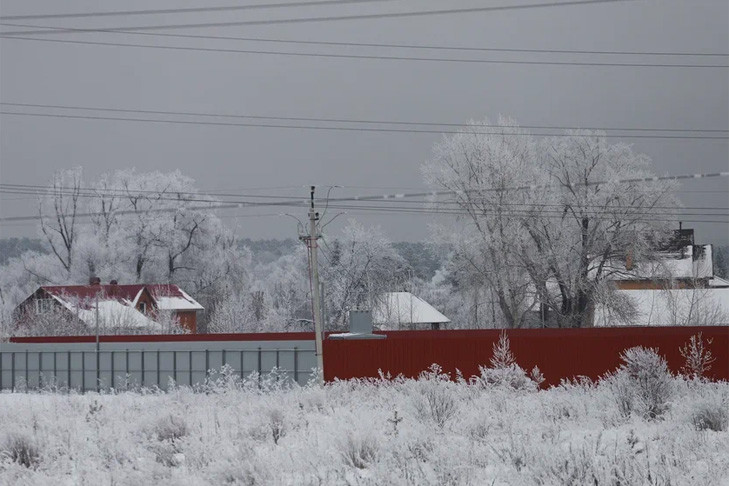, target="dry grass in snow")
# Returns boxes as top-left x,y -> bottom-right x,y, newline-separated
0,358 -> 728,485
